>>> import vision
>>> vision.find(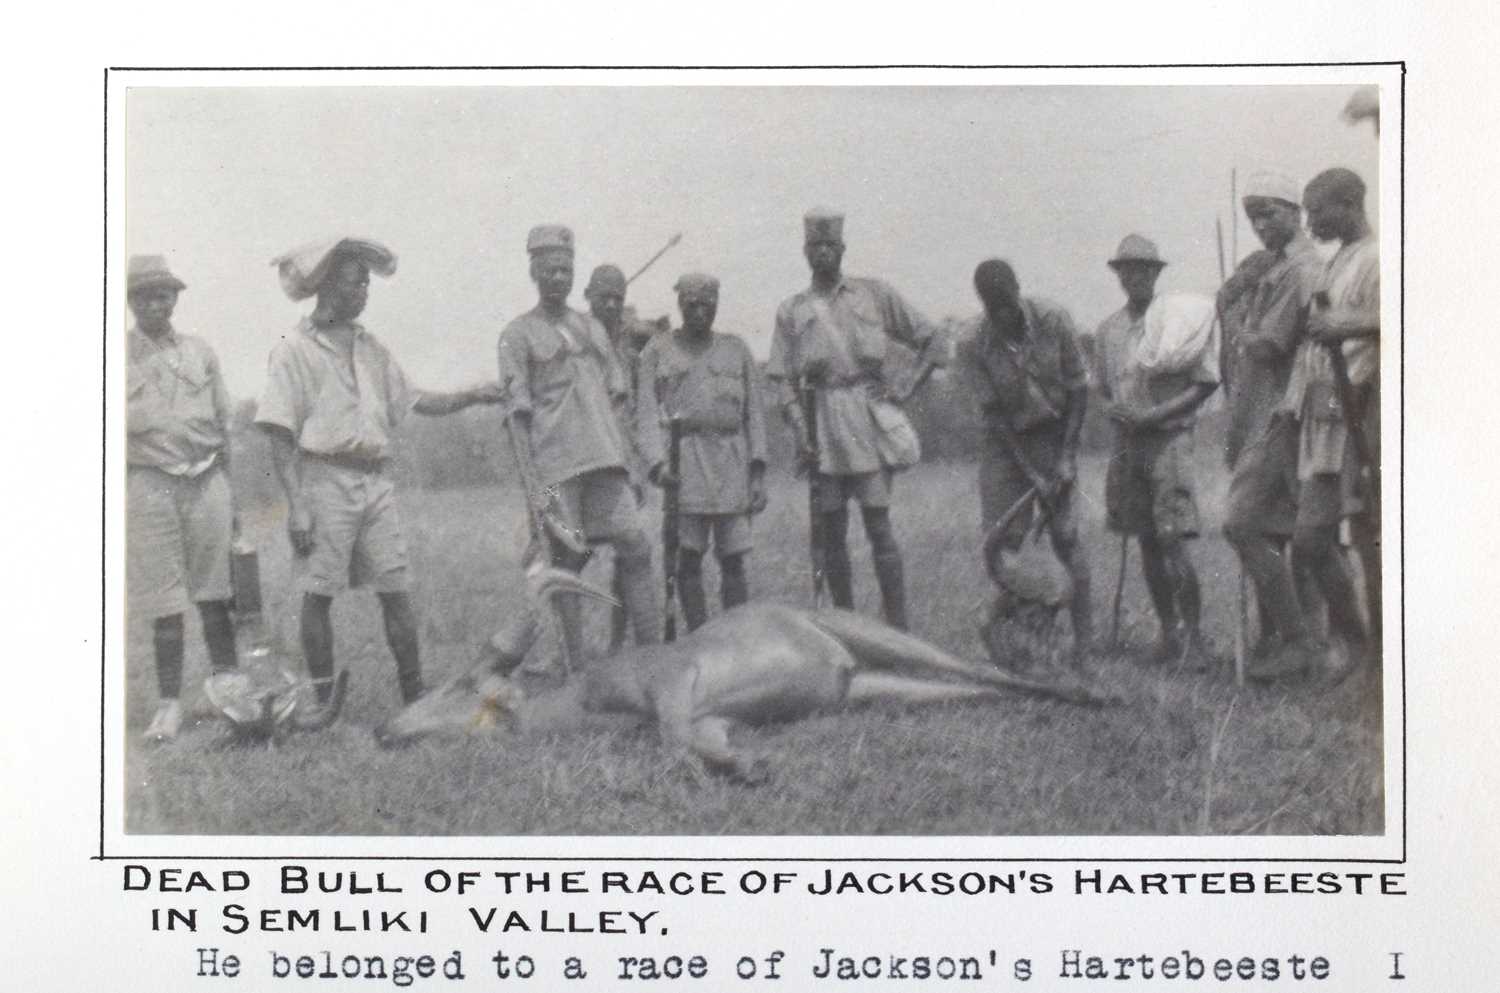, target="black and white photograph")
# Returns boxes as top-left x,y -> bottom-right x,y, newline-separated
111,75 -> 1395,841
